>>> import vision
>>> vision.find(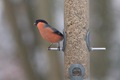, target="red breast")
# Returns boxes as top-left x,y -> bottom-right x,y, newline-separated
37,22 -> 63,43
